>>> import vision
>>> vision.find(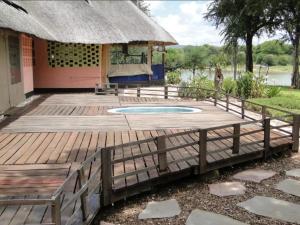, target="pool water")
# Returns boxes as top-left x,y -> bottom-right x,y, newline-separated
108,106 -> 201,114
